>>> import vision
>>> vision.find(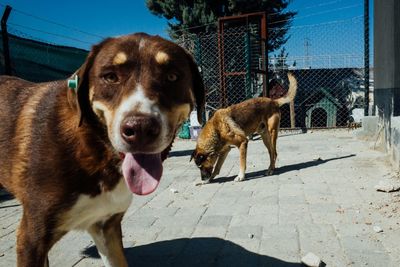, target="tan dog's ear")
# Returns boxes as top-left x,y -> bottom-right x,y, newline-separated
186,53 -> 205,125
190,150 -> 196,162
68,40 -> 110,126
